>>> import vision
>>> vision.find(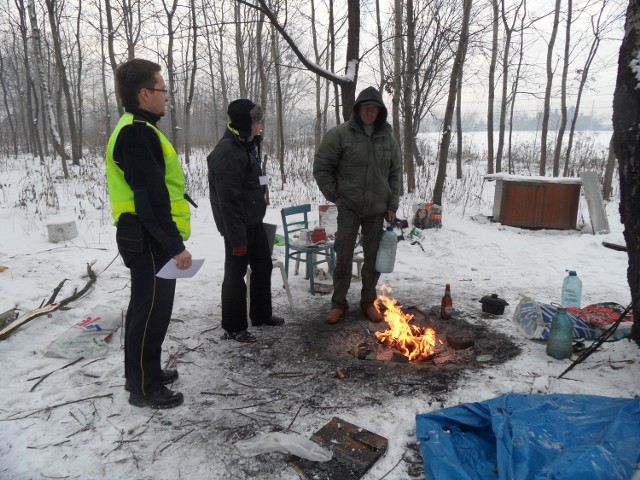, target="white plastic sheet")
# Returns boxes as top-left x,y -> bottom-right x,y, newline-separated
235,432 -> 332,462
